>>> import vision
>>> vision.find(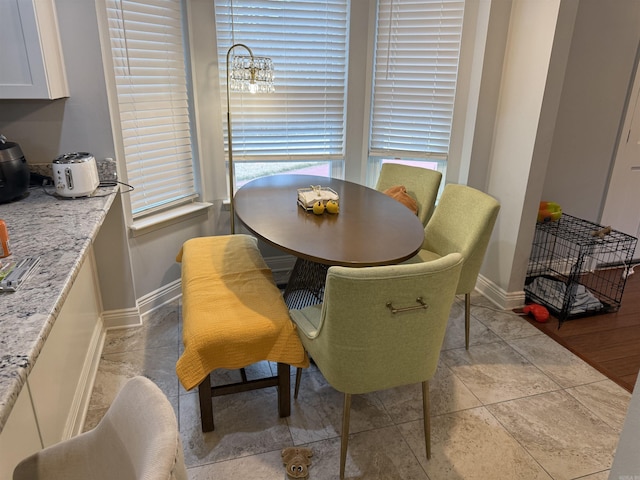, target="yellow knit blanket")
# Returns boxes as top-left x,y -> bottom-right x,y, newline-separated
176,235 -> 309,391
